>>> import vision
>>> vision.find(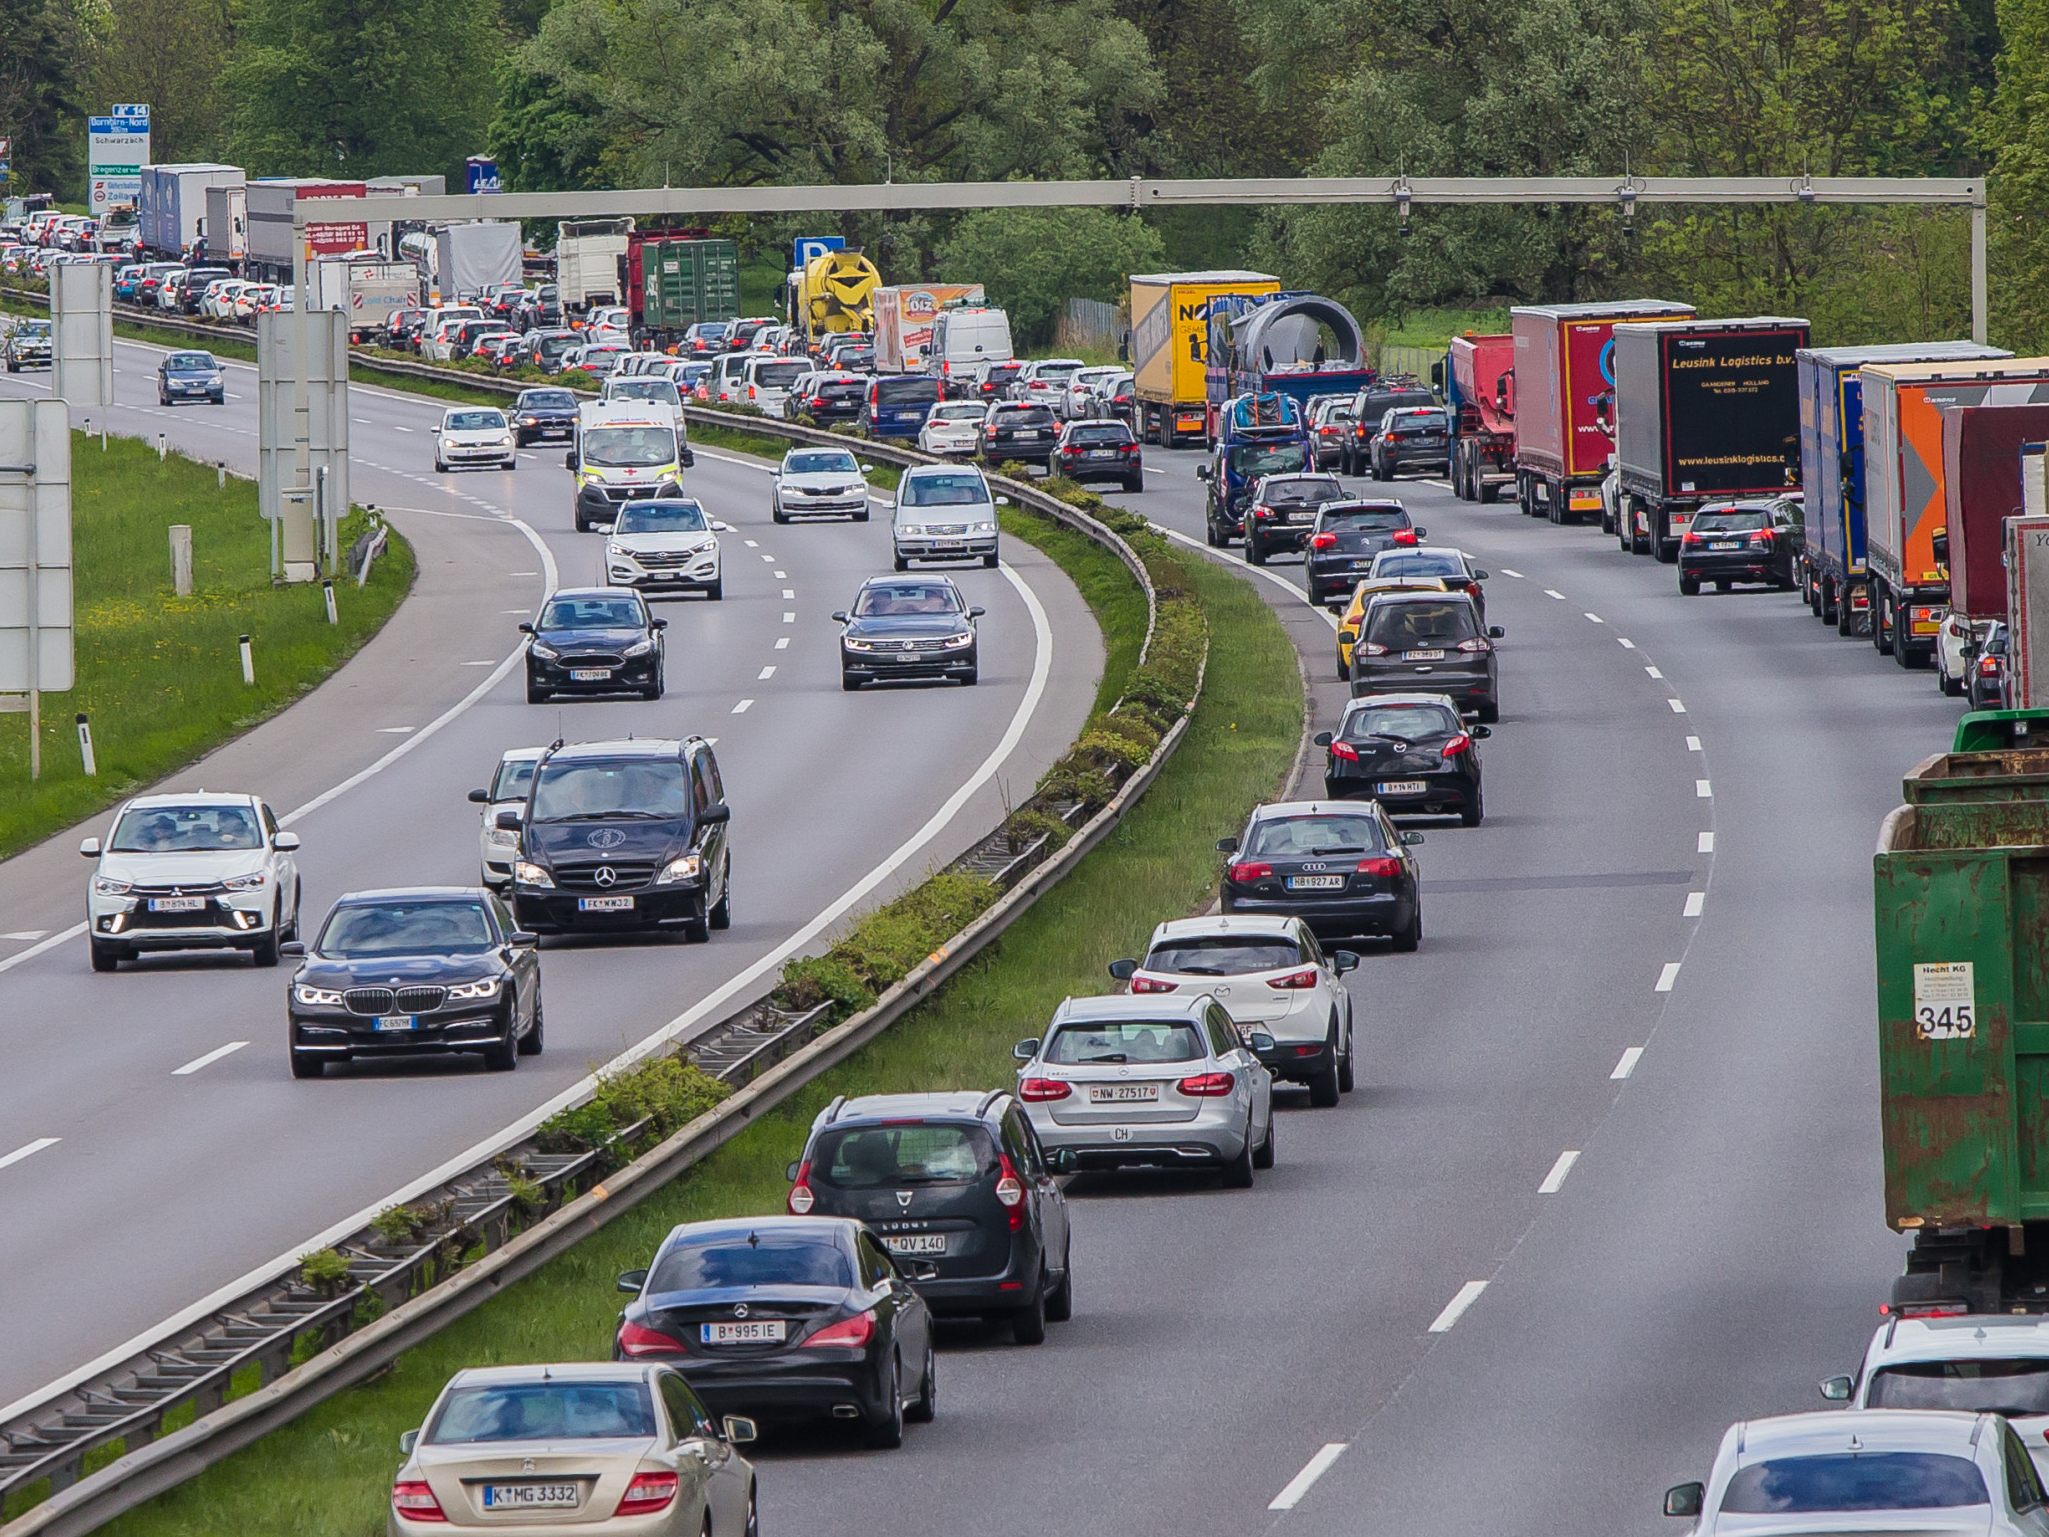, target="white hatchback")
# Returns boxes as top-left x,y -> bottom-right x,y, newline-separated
917,402 -> 988,458
467,748 -> 544,889
434,406 -> 517,471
